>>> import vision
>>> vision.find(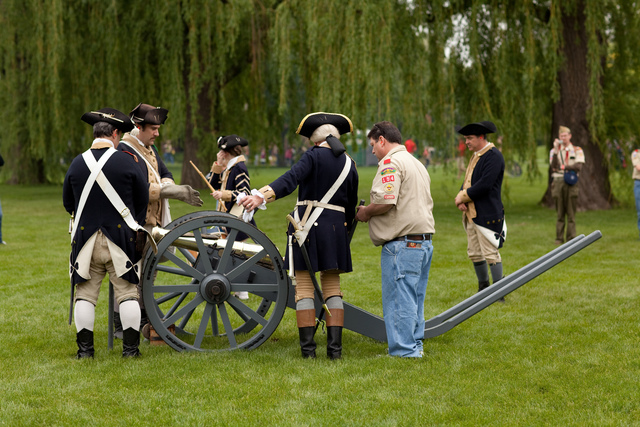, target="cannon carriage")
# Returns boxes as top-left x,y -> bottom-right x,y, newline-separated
129,211 -> 601,352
